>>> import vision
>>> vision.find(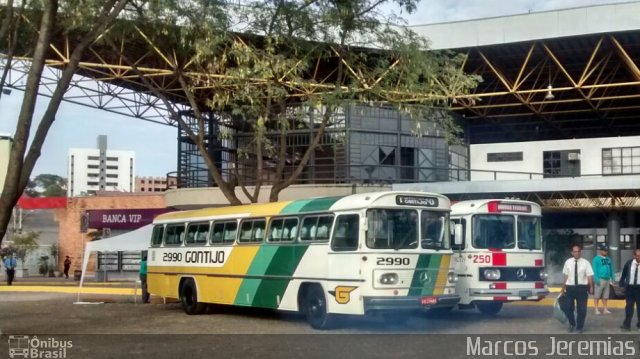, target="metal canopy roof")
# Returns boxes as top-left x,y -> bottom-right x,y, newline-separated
450,30 -> 640,144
